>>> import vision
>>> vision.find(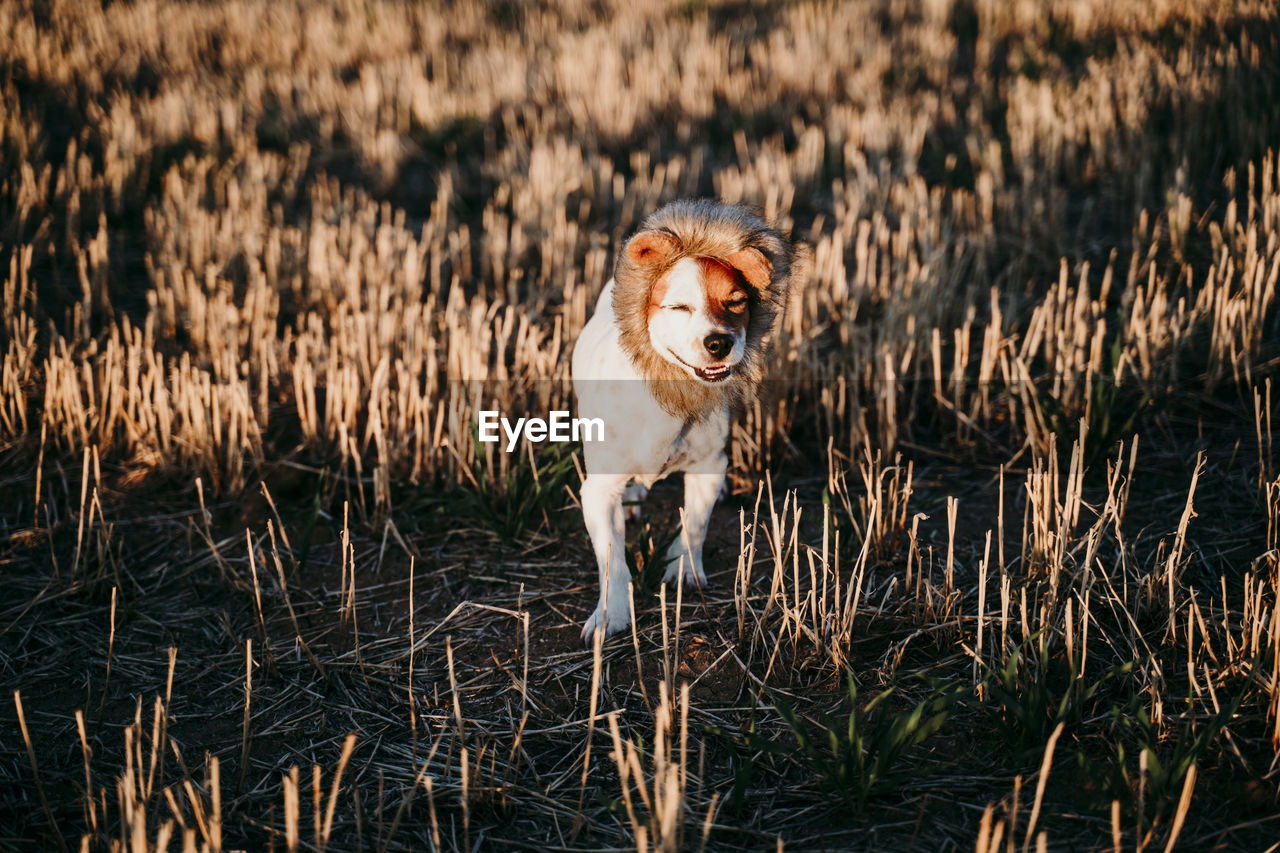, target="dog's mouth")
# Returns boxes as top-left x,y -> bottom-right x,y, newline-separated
669,350 -> 733,383
694,364 -> 731,382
